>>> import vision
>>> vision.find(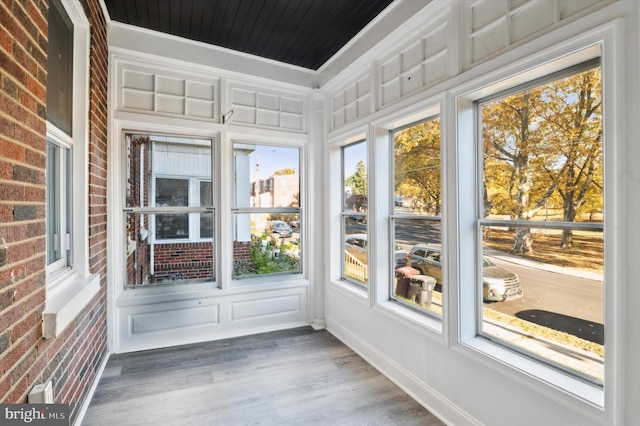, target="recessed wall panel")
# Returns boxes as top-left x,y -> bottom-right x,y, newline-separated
130,303 -> 220,334
230,294 -> 301,322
